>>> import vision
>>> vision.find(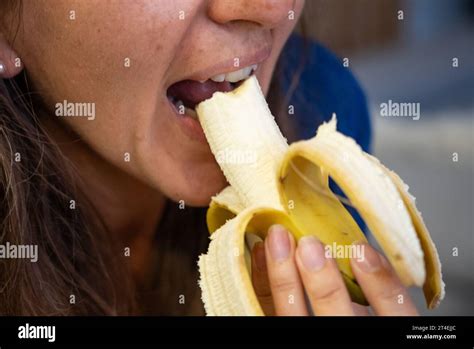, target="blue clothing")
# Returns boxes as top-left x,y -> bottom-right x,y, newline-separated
278,34 -> 372,231
279,34 -> 372,151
